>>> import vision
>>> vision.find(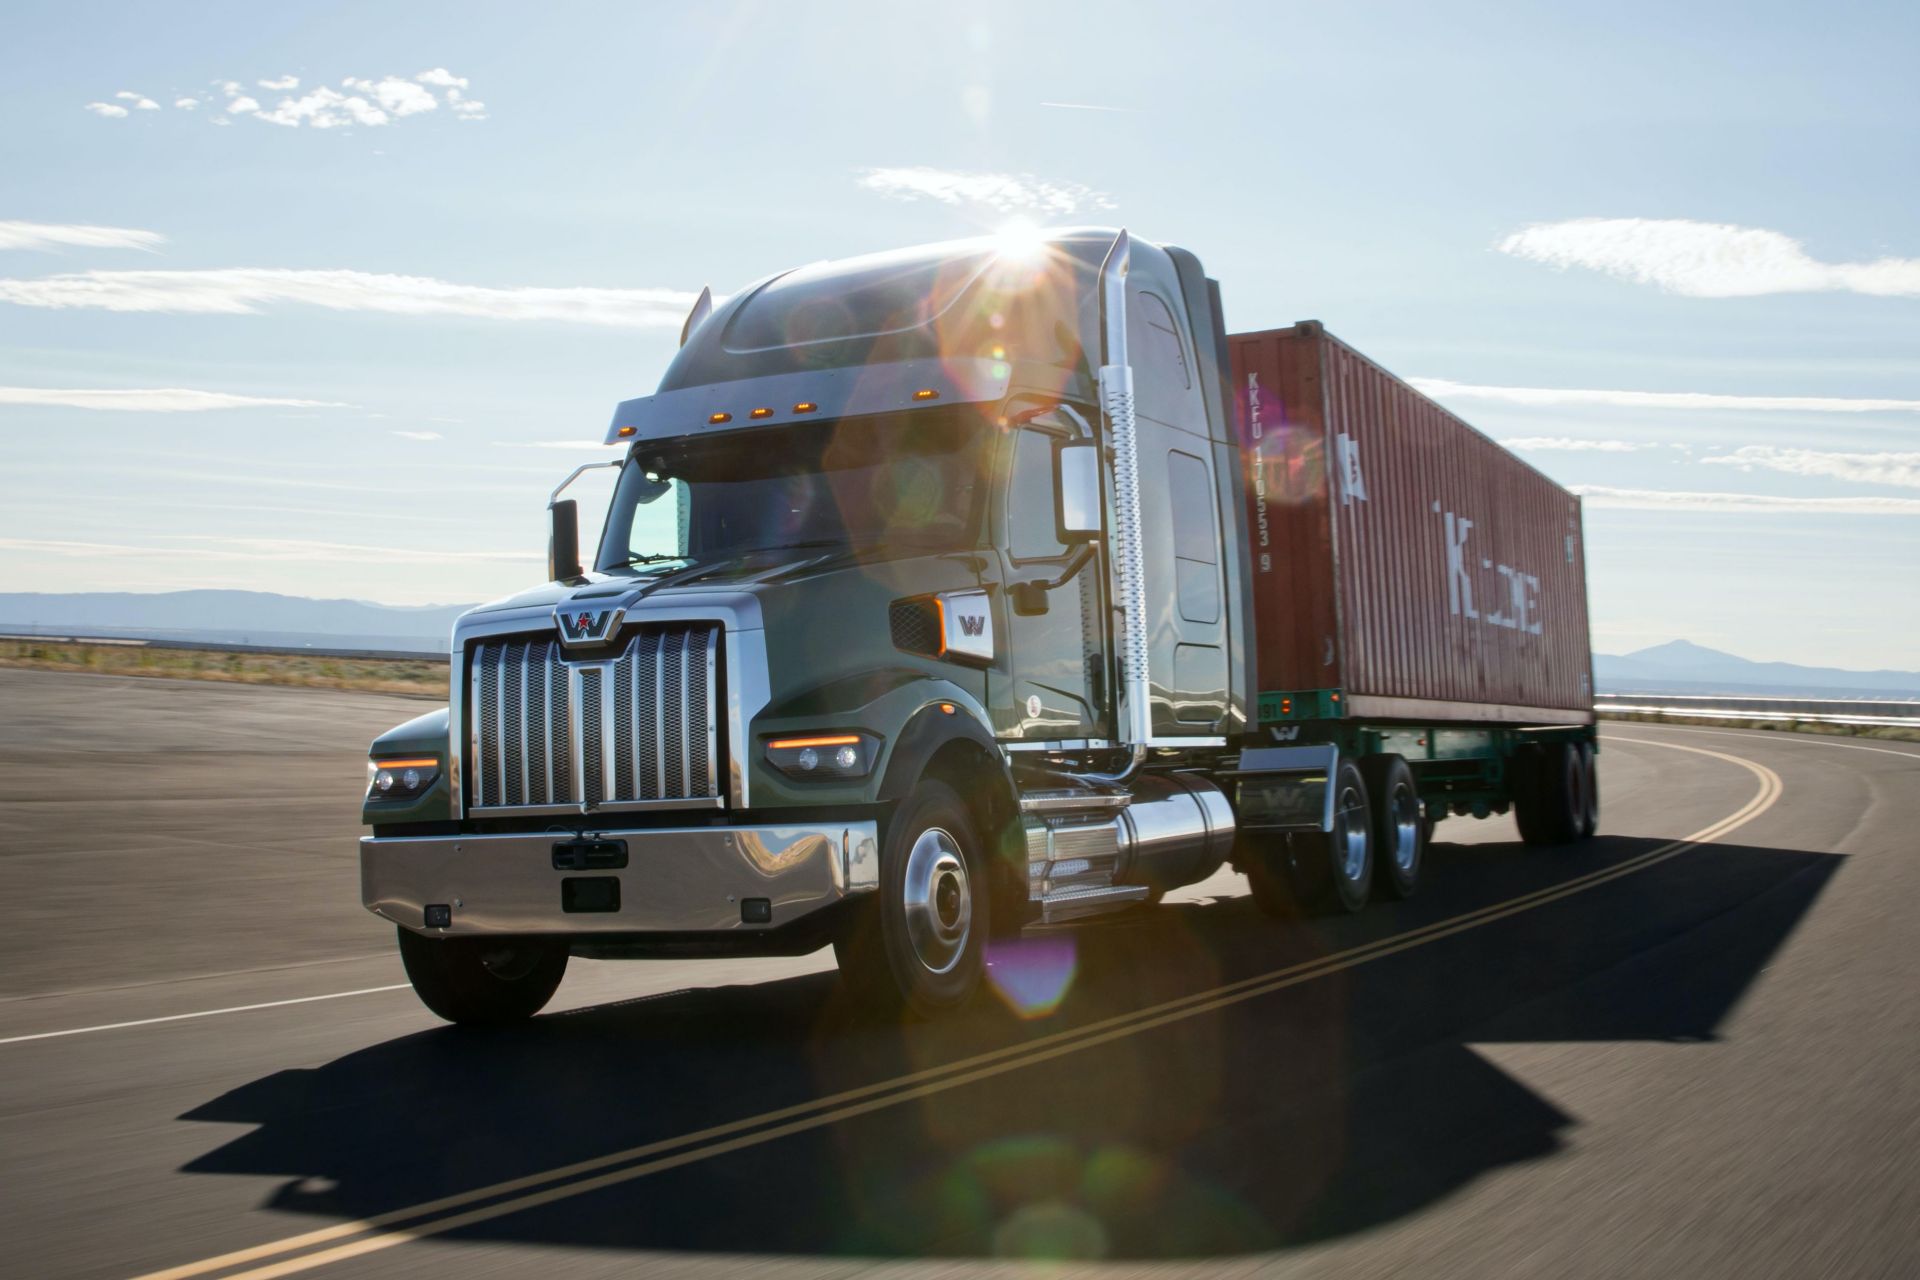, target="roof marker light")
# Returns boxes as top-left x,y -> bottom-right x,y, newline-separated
708,412 -> 732,425
913,388 -> 939,400
616,426 -> 636,437
792,401 -> 817,414
749,407 -> 773,419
